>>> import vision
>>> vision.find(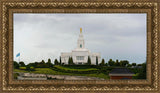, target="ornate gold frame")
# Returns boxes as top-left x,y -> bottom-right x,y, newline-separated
0,0 -> 159,92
